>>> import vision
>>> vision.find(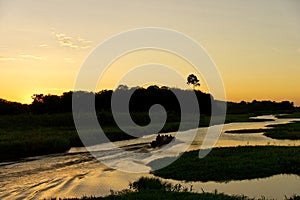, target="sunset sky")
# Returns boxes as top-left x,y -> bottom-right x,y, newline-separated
1,0 -> 300,105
